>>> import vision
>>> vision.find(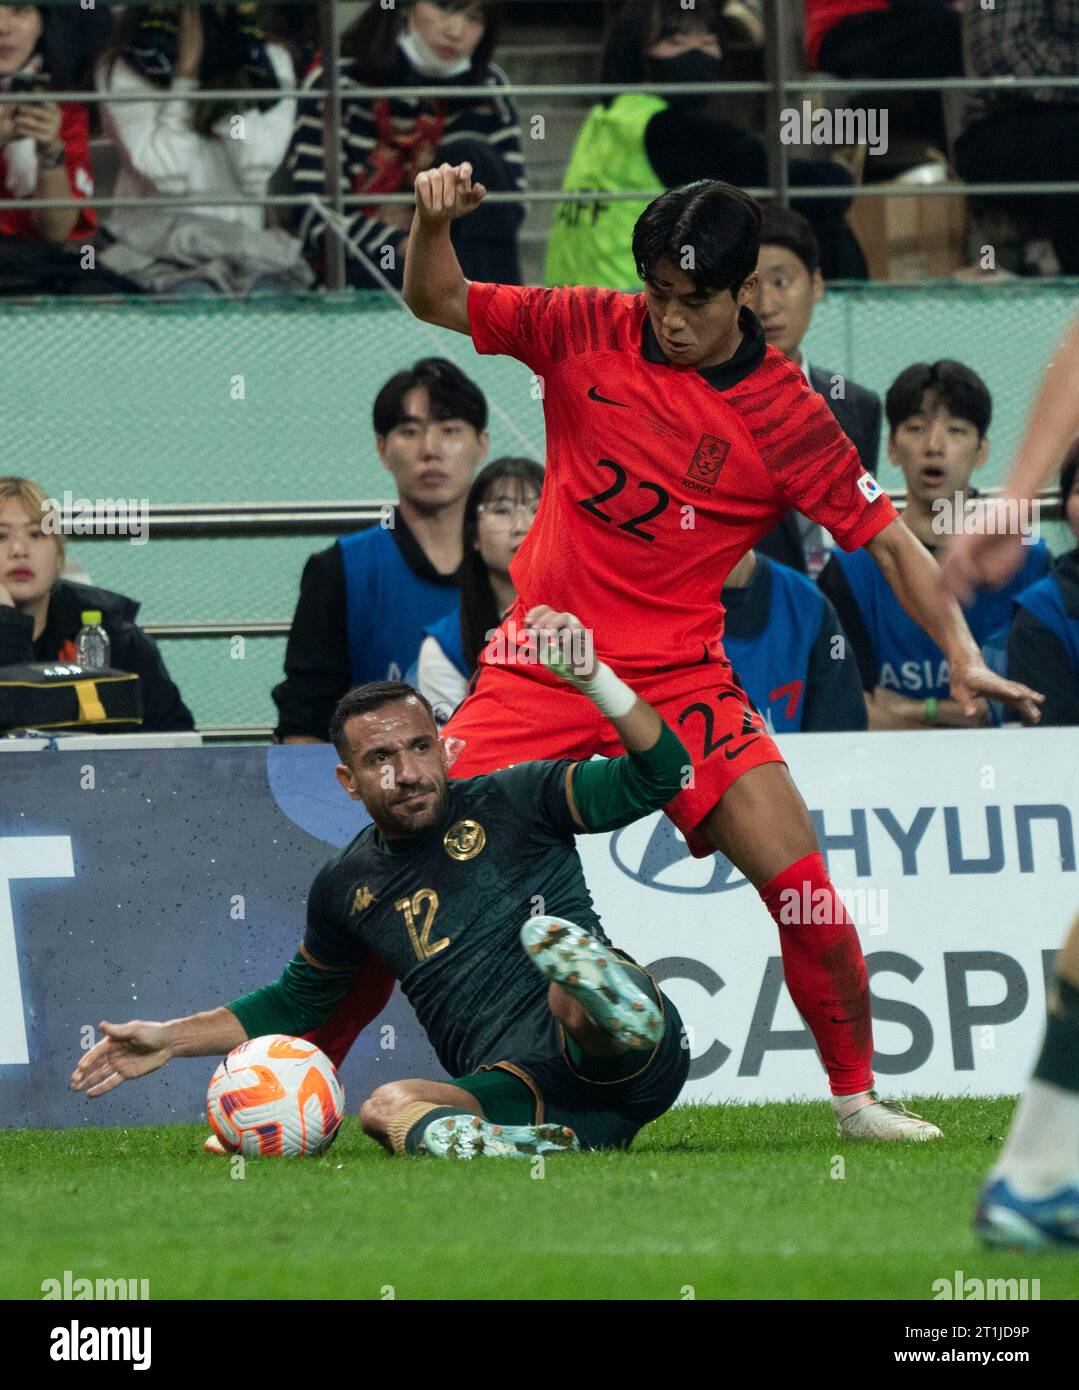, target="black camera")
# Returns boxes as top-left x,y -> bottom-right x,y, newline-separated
8,72 -> 52,97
